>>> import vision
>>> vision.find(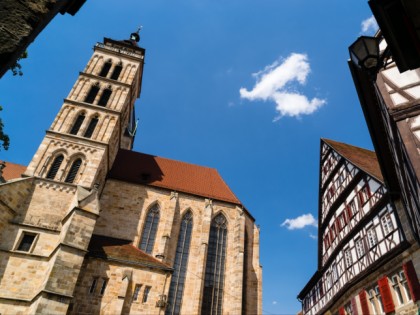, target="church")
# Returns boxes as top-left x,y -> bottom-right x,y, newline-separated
0,32 -> 262,314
